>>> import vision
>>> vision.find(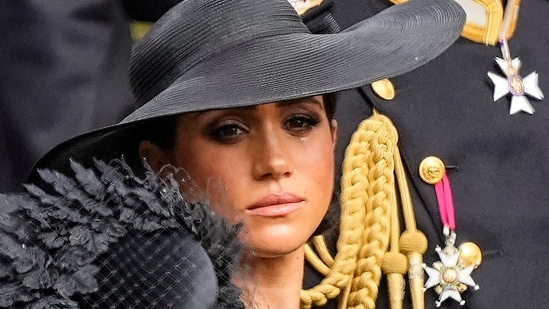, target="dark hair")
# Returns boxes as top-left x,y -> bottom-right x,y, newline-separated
140,93 -> 338,151
135,115 -> 179,151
